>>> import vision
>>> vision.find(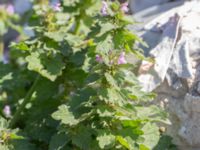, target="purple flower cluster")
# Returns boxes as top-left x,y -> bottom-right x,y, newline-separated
53,3 -> 61,12
6,4 -> 15,15
96,52 -> 127,65
96,55 -> 103,63
101,1 -> 129,16
98,1 -> 128,65
3,105 -> 11,117
0,3 -> 14,14
120,2 -> 129,13
118,52 -> 127,65
101,1 -> 108,16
